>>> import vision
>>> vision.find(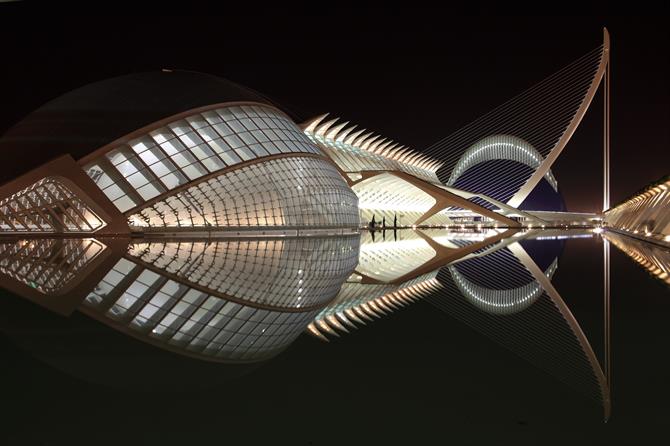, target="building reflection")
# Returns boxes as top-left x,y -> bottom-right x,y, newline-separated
307,228 -> 516,339
0,235 -> 360,363
0,230 -> 611,417
428,231 -> 610,420
603,231 -> 670,285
